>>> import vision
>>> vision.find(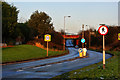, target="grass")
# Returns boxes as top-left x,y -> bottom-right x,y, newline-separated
51,50 -> 120,79
2,45 -> 67,63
